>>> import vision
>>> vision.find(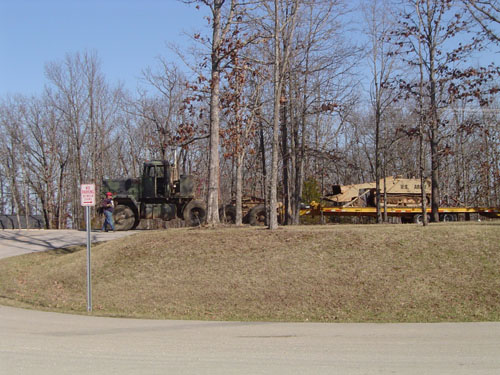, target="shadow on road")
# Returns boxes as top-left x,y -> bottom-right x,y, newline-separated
0,230 -> 137,259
